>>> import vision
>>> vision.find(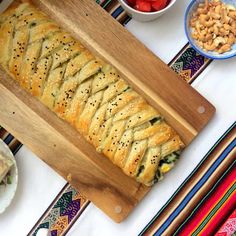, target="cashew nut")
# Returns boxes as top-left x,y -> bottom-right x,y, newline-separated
203,42 -> 217,51
227,33 -> 235,45
189,0 -> 236,54
214,36 -> 226,47
228,11 -> 236,20
218,44 -> 231,53
215,5 -> 221,14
